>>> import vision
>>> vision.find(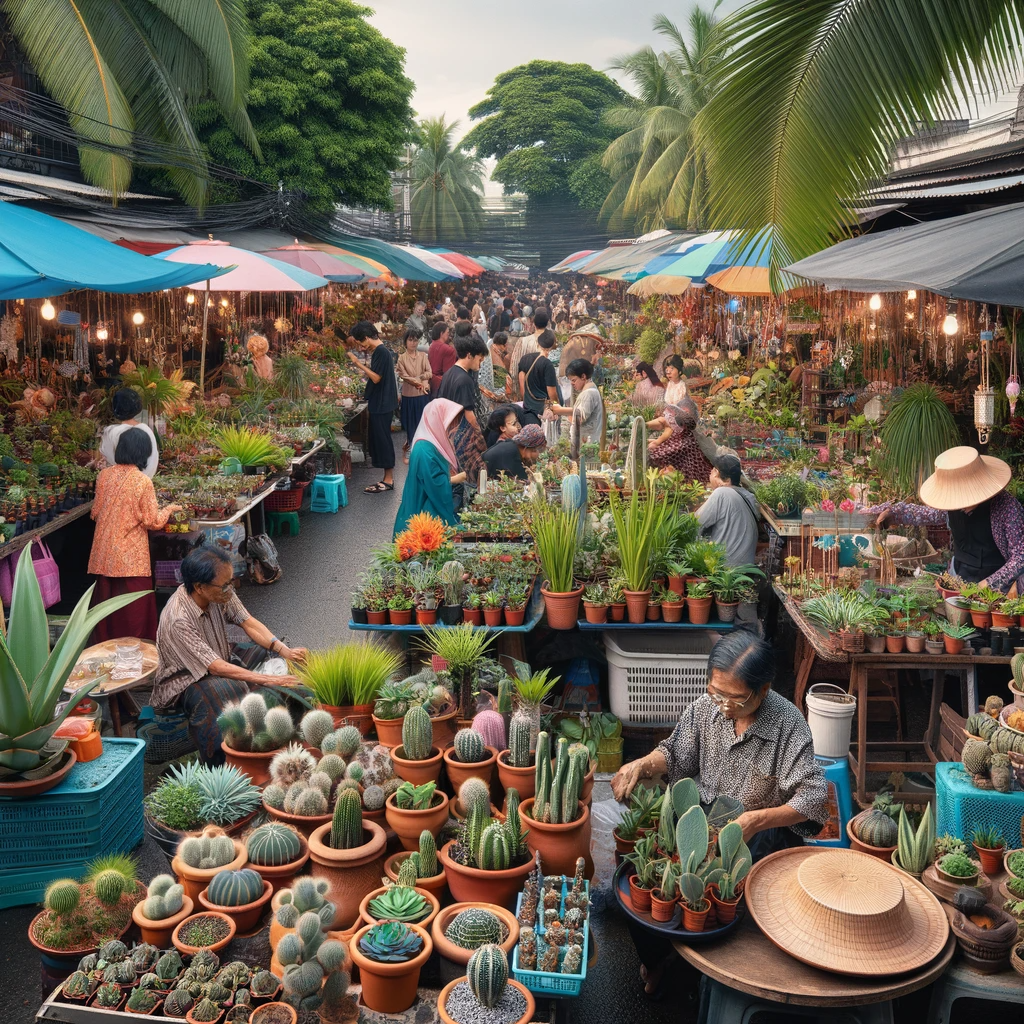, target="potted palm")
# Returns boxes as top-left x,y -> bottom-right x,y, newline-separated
686,581 -> 713,625
532,500 -> 583,629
